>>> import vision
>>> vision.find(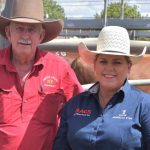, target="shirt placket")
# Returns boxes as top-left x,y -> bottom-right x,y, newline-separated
88,105 -> 104,149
